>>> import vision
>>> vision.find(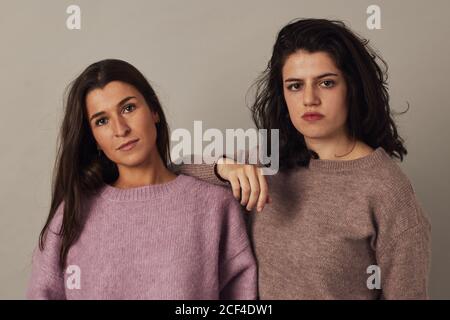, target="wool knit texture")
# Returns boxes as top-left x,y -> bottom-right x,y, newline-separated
175,147 -> 432,299
27,174 -> 257,300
